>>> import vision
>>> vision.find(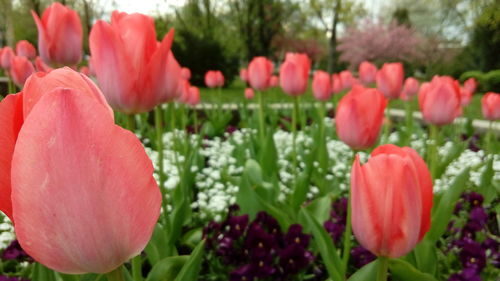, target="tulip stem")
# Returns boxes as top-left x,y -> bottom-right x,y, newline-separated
7,78 -> 16,94
384,101 -> 391,143
376,257 -> 389,281
125,114 -> 135,132
258,90 -> 265,143
319,102 -> 326,141
292,96 -> 299,196
131,255 -> 143,281
106,267 -> 125,281
405,99 -> 413,145
486,121 -> 494,154
428,125 -> 439,179
155,106 -> 168,223
341,153 -> 356,275
193,109 -> 199,134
